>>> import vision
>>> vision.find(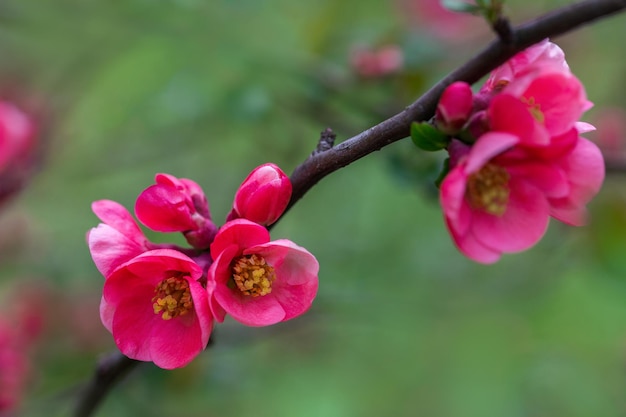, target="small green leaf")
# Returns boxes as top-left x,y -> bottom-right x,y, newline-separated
434,157 -> 450,189
441,0 -> 483,15
410,122 -> 449,152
